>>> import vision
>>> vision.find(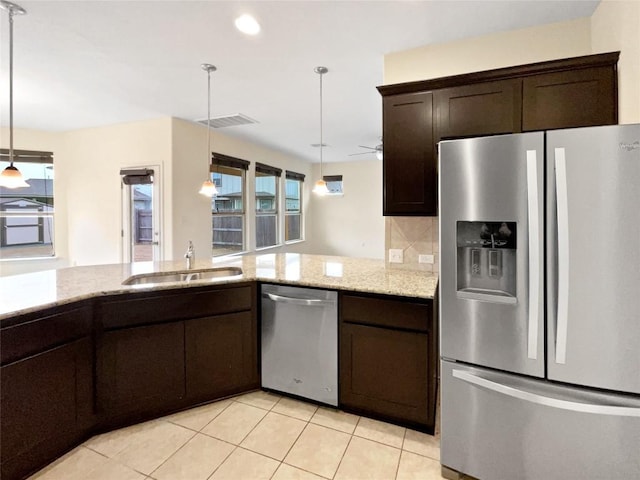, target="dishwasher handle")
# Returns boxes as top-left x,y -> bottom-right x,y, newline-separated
262,292 -> 335,307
